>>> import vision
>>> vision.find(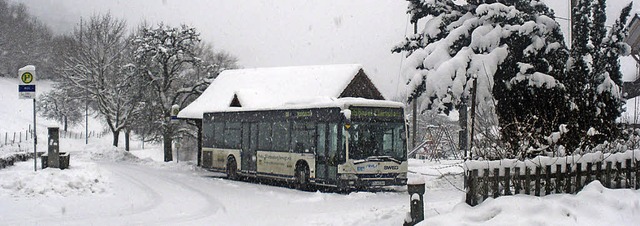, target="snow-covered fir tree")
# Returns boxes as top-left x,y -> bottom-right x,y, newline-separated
394,0 -> 569,159
563,0 -> 633,151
